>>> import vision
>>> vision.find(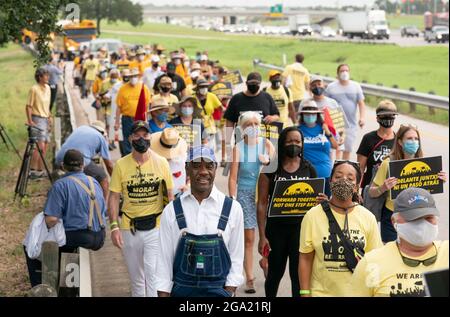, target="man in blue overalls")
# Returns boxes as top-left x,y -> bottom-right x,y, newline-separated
156,145 -> 245,297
